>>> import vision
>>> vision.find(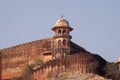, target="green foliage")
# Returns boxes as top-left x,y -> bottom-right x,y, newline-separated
21,64 -> 33,80
24,64 -> 33,73
9,64 -> 34,80
35,58 -> 44,65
